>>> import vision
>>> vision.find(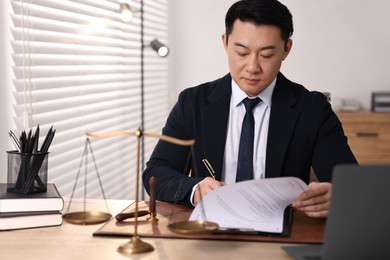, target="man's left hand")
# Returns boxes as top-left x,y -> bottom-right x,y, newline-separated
292,182 -> 332,218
